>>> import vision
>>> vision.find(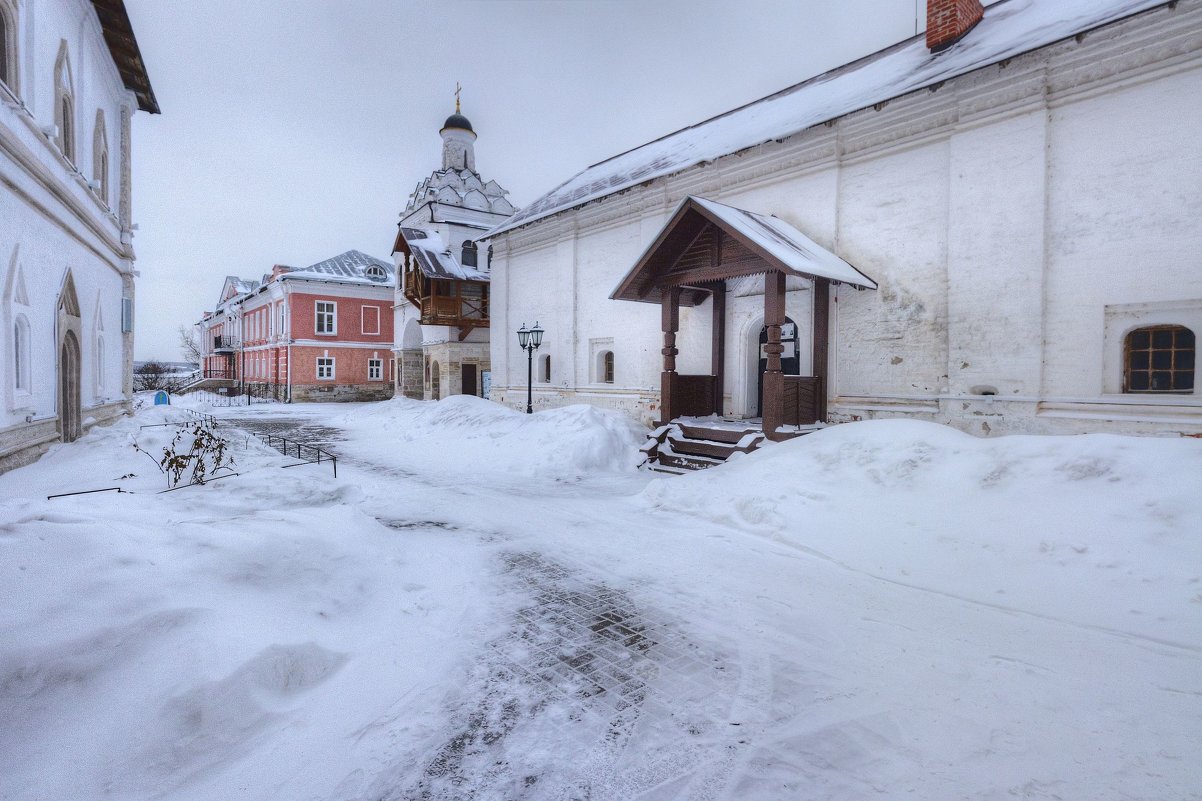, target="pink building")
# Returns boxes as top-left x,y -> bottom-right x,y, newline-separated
198,251 -> 395,402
